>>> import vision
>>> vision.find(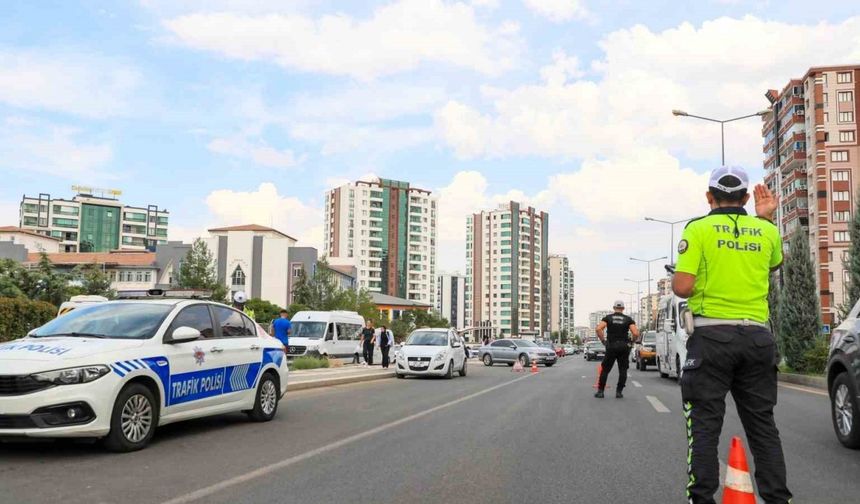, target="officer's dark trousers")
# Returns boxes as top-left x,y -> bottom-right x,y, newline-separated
363,343 -> 374,365
597,341 -> 629,391
680,325 -> 792,504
